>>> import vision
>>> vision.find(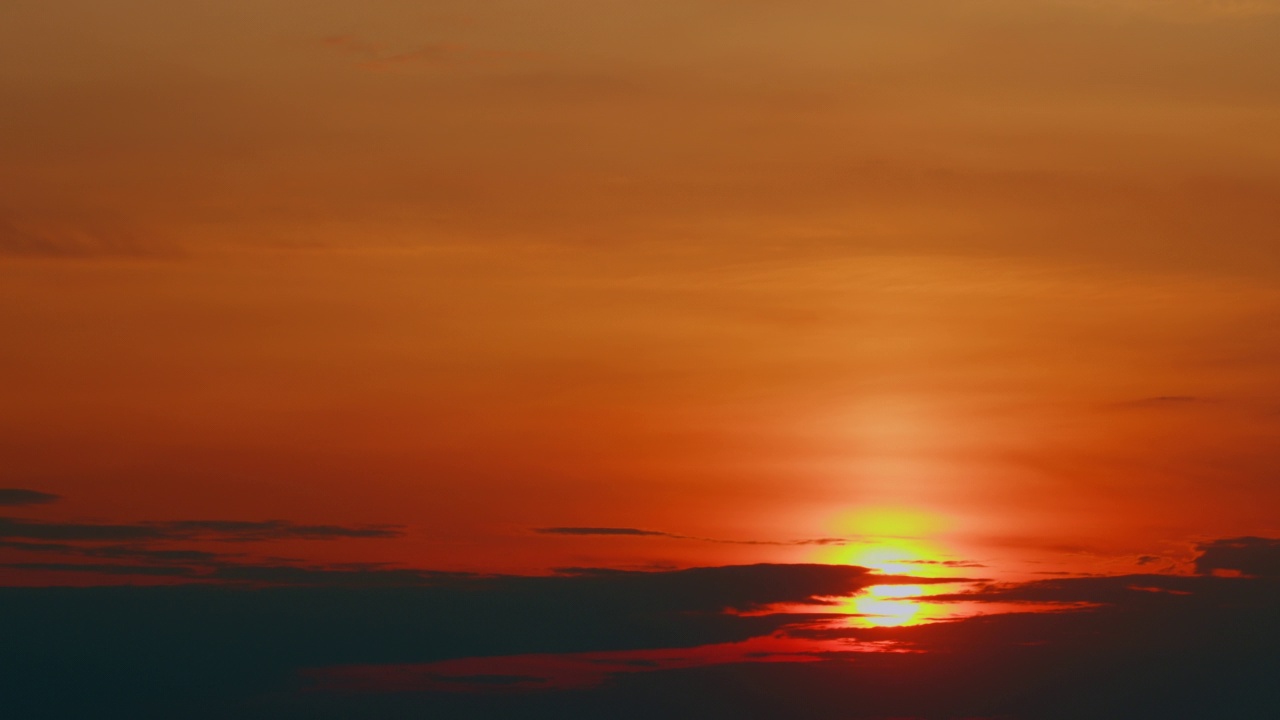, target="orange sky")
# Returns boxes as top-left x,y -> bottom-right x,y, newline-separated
3,0 -> 1280,580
